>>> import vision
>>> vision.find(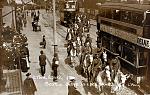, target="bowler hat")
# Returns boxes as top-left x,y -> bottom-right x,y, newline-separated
26,73 -> 31,76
